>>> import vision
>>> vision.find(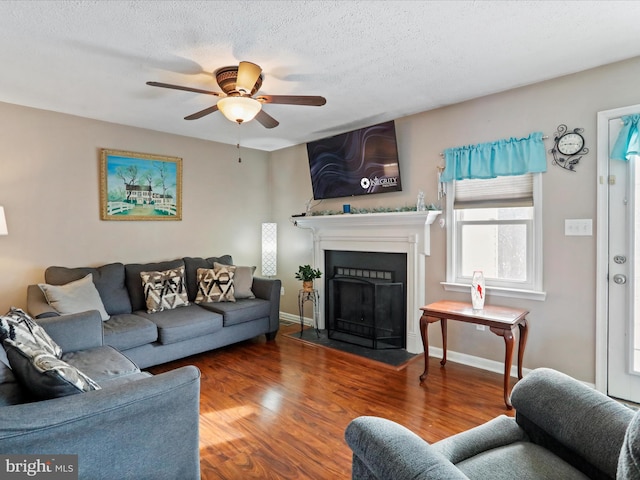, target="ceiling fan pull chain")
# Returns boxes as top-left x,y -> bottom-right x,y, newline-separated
237,123 -> 242,163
